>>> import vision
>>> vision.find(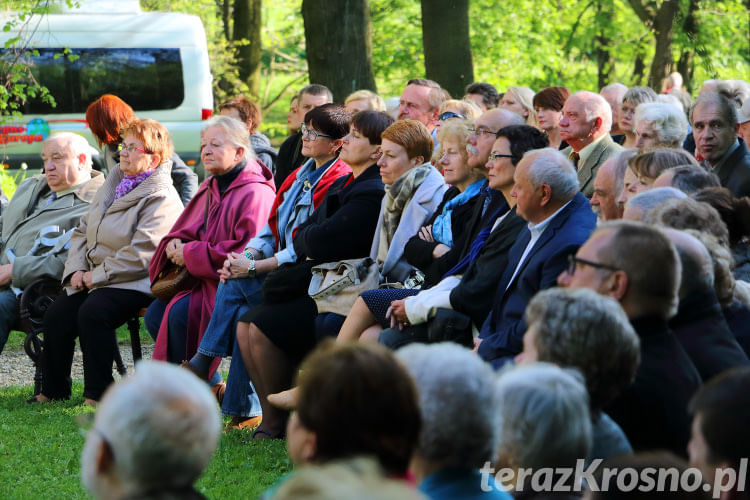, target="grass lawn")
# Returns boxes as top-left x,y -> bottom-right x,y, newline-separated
0,325 -> 291,499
